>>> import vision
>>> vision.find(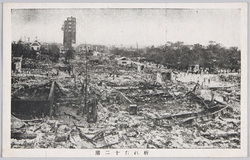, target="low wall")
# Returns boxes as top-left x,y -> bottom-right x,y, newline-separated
11,81 -> 55,119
